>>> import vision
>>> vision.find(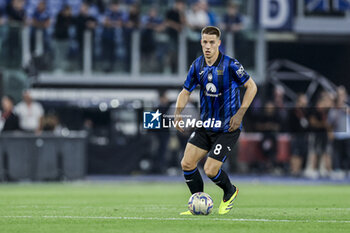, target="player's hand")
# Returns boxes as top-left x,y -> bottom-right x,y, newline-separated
229,114 -> 243,132
174,115 -> 184,133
